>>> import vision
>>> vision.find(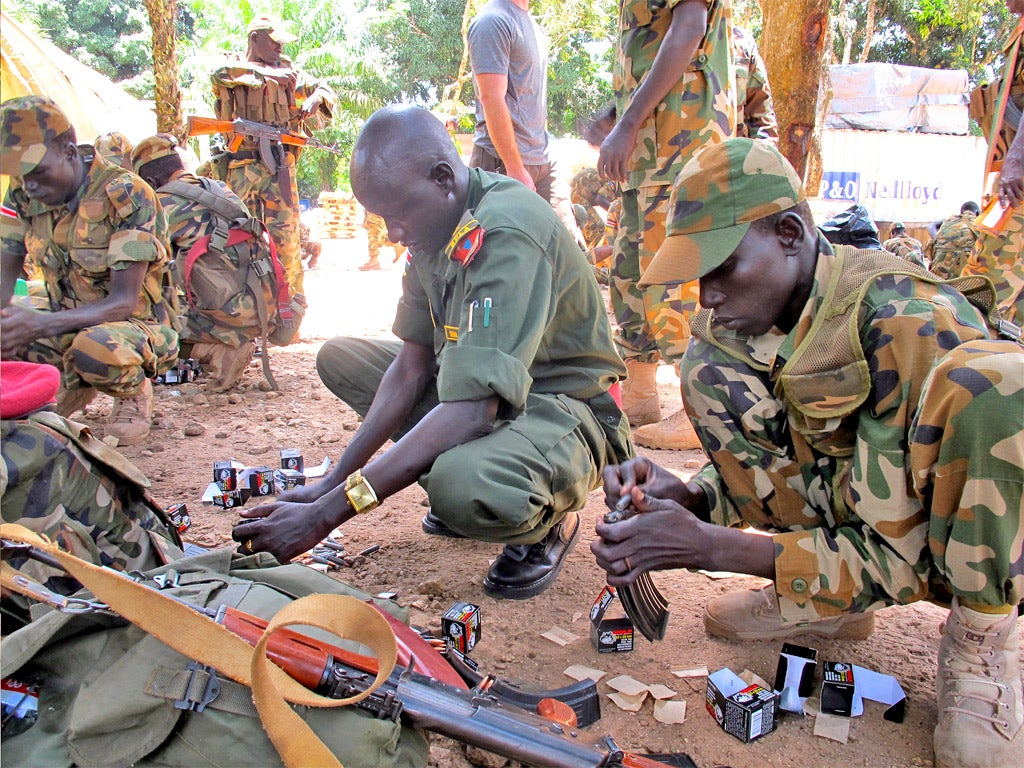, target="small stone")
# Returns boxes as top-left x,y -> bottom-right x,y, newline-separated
227,393 -> 243,404
183,422 -> 206,436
